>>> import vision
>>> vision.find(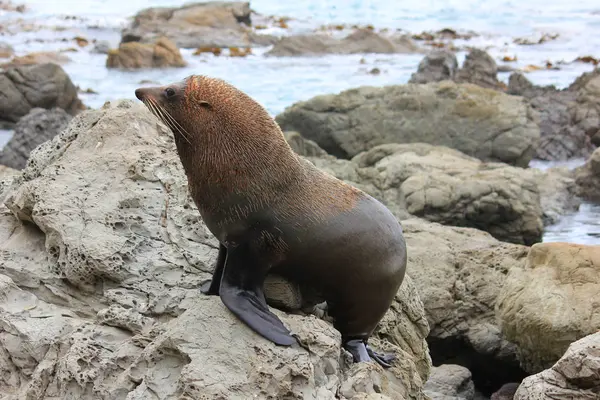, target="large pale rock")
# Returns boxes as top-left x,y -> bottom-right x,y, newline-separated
0,63 -> 85,123
575,147 -> 600,202
0,100 -> 431,399
569,67 -> 600,146
266,29 -> 421,57
106,37 -> 186,69
496,242 -> 600,373
121,1 -> 275,49
275,80 -> 540,167
0,107 -> 72,169
508,71 -> 596,161
514,332 -> 600,400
